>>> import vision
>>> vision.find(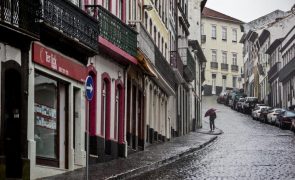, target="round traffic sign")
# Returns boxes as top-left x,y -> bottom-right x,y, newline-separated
85,76 -> 94,101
